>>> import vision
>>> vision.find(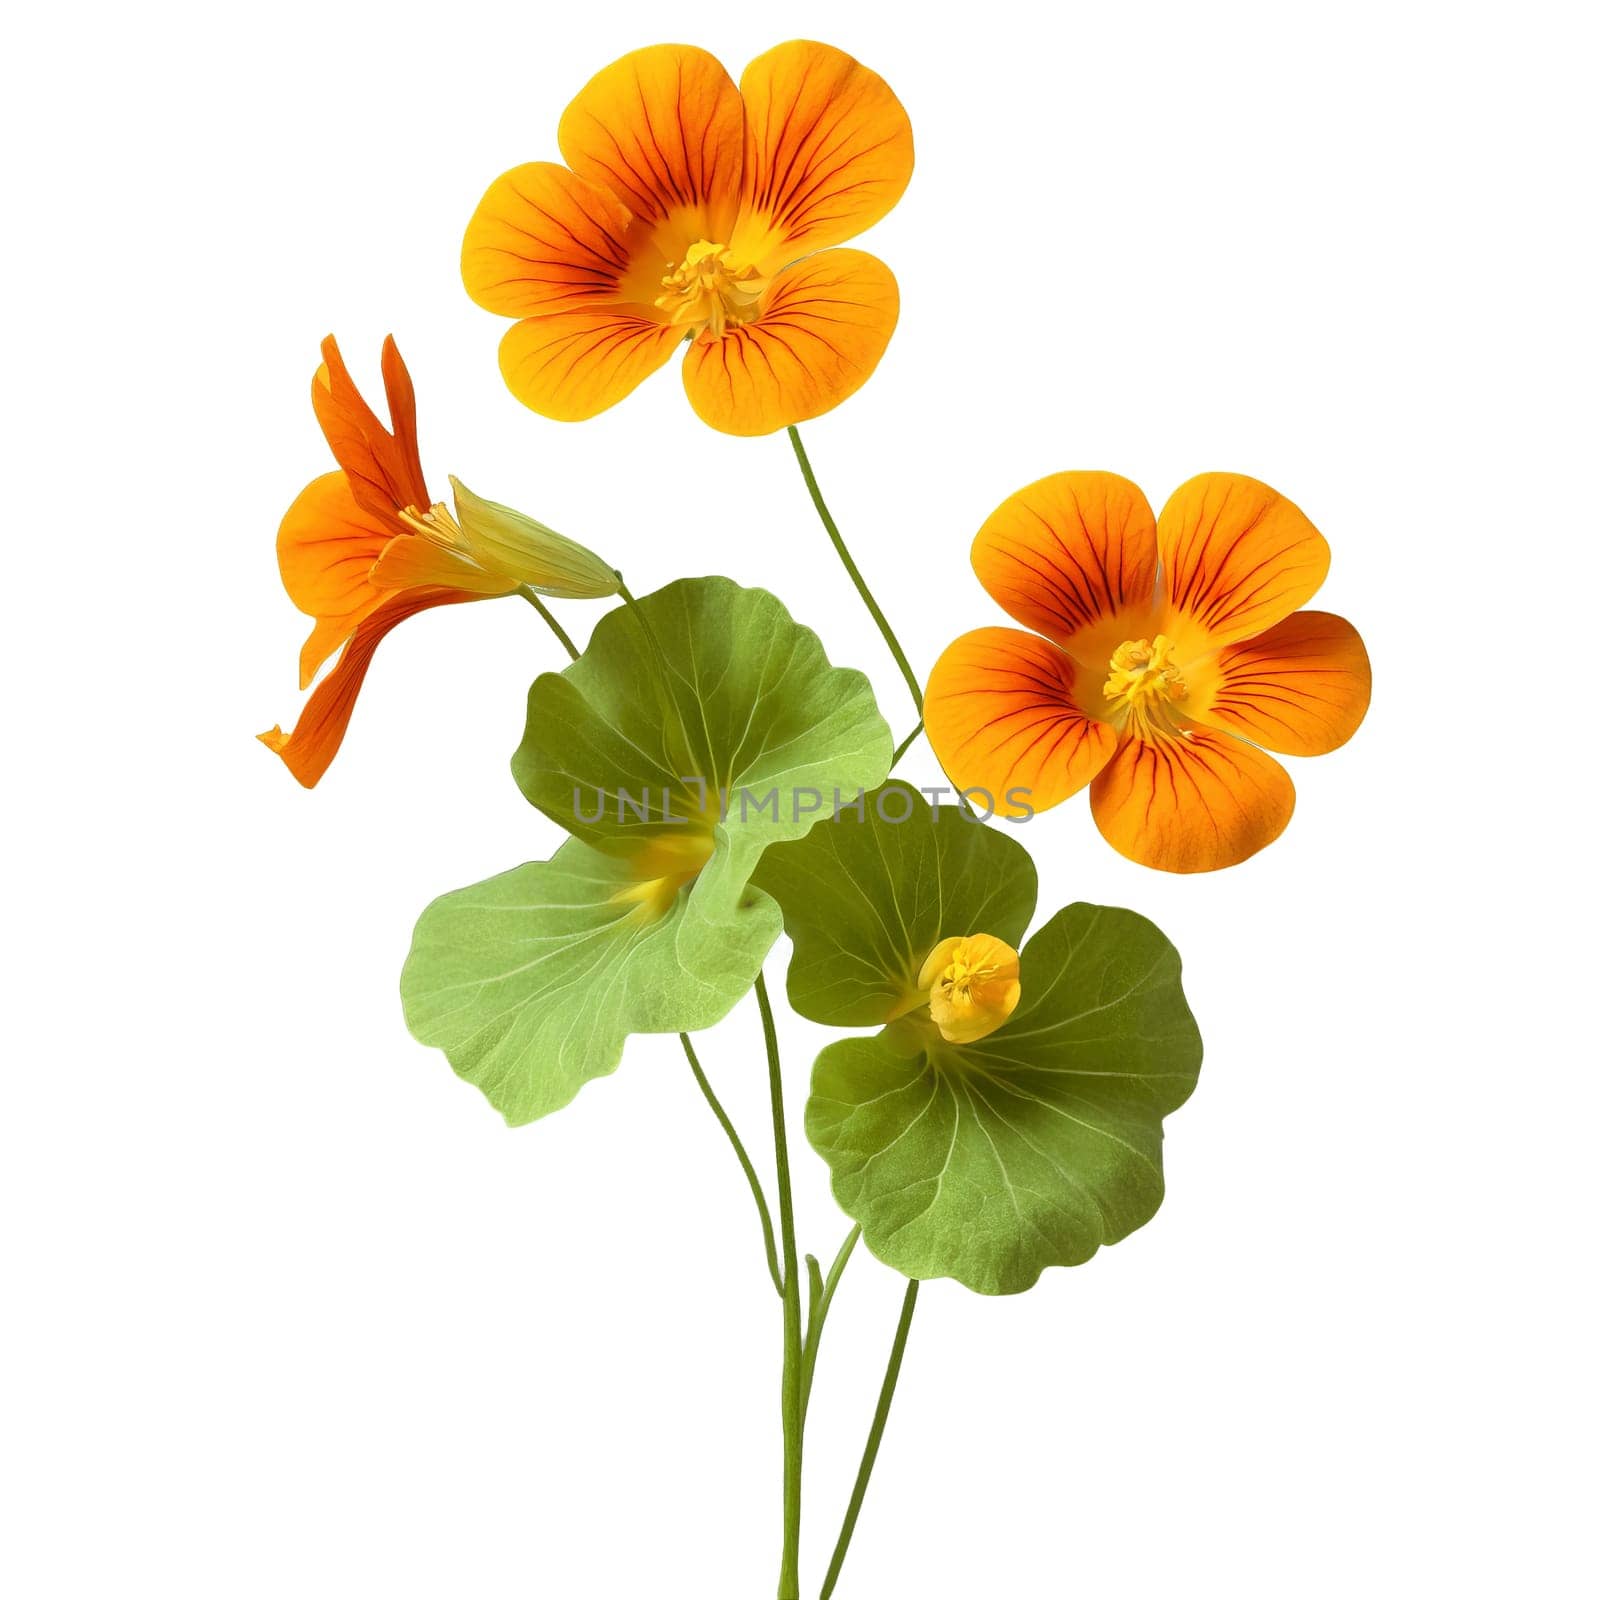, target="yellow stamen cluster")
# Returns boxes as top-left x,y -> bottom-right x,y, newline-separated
398,500 -> 466,552
1102,635 -> 1189,729
655,241 -> 768,338
915,933 -> 1022,1045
